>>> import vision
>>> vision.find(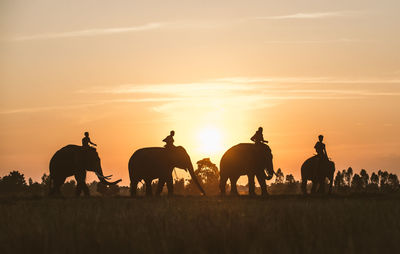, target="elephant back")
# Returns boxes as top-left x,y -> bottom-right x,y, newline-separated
220,143 -> 272,170
222,143 -> 271,159
129,147 -> 169,169
128,146 -> 189,175
50,145 -> 89,175
301,156 -> 334,180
